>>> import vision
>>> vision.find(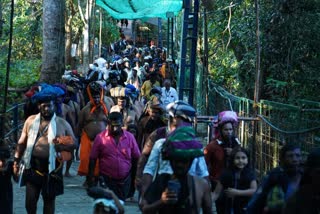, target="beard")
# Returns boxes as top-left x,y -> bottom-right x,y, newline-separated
110,129 -> 122,137
41,112 -> 54,120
